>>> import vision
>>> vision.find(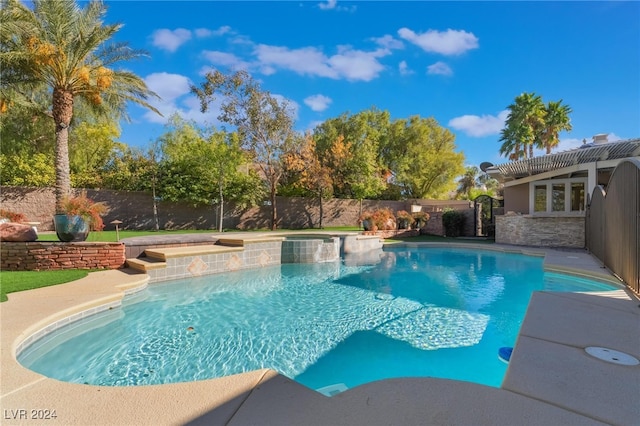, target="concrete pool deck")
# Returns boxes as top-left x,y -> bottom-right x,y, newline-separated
1,240 -> 639,425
